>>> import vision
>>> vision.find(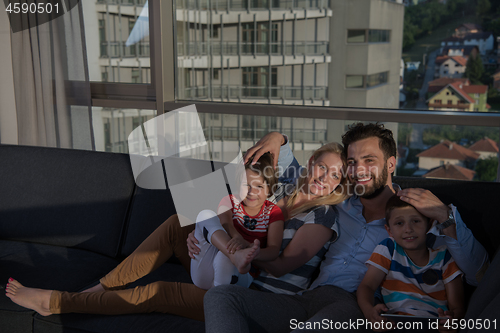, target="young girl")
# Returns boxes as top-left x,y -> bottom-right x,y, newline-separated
190,152 -> 284,289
